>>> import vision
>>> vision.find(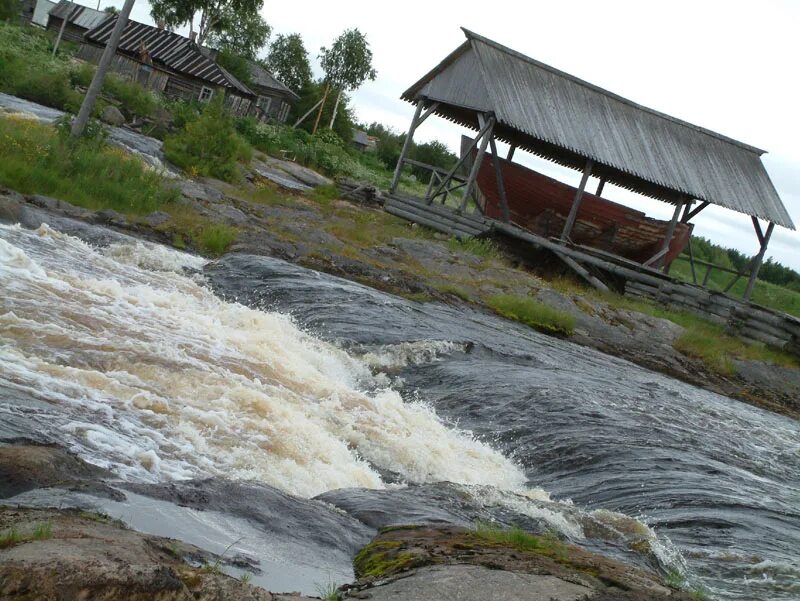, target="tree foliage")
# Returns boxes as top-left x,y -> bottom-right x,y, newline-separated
206,9 -> 270,59
265,33 -> 311,93
0,0 -> 16,21
149,0 -> 266,49
319,28 -> 376,91
293,80 -> 354,141
364,122 -> 457,179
